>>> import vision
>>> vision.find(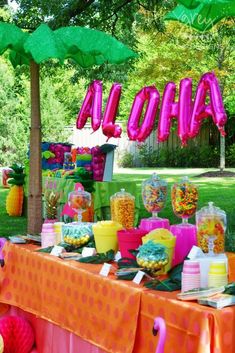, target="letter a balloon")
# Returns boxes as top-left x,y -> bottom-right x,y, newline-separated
102,83 -> 122,140
189,72 -> 227,138
76,80 -> 102,132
